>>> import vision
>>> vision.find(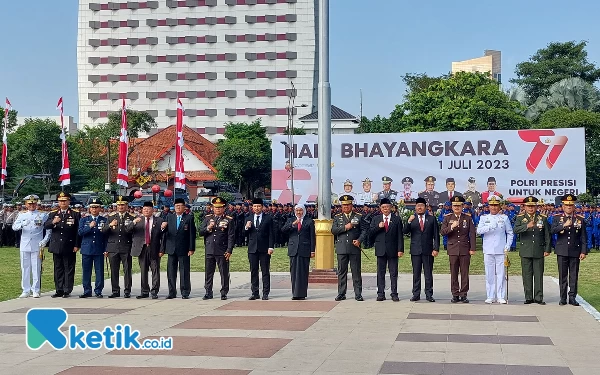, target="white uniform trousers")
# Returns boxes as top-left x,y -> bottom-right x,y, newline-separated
484,254 -> 505,300
21,251 -> 41,294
